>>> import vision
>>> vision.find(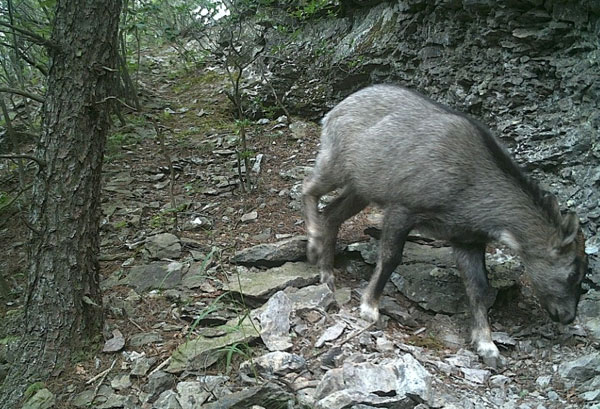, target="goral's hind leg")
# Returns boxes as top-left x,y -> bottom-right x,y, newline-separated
360,207 -> 412,322
453,243 -> 501,367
